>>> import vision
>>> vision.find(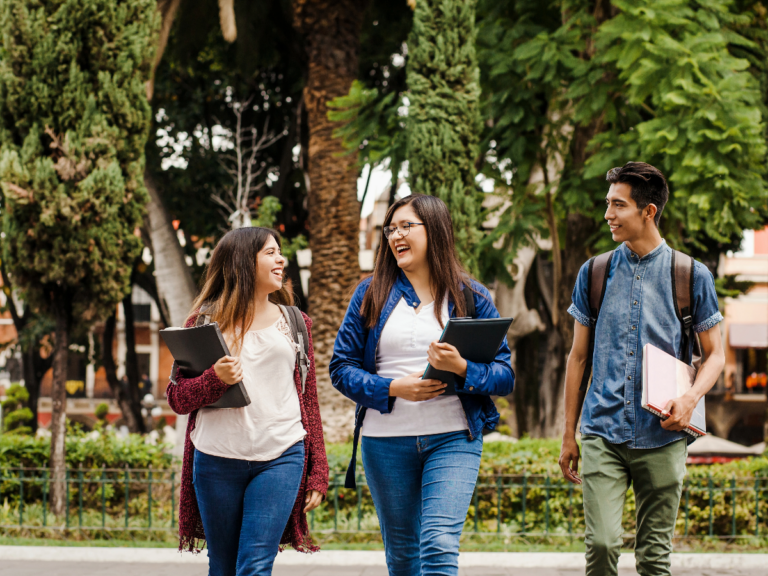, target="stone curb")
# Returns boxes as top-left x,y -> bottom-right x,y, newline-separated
0,546 -> 766,568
